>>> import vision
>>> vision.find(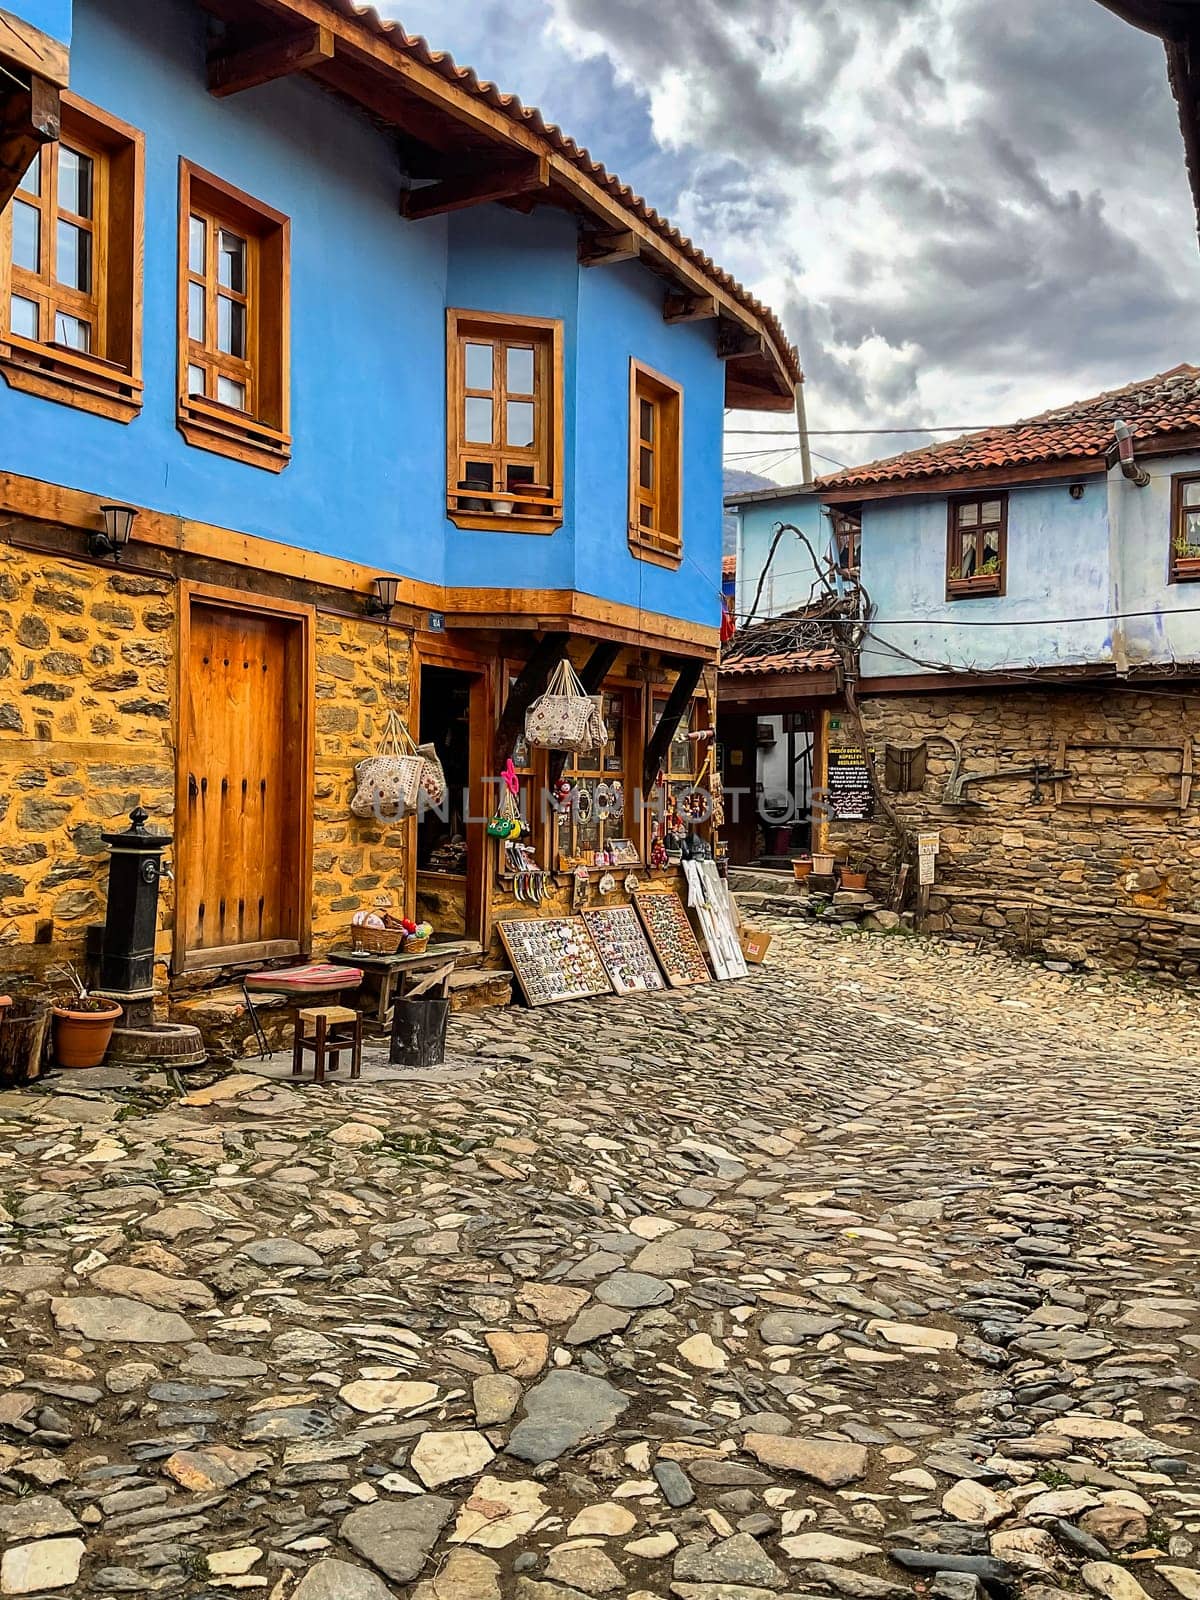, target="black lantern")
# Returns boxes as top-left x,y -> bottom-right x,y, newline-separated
90,503 -> 138,561
367,575 -> 401,618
